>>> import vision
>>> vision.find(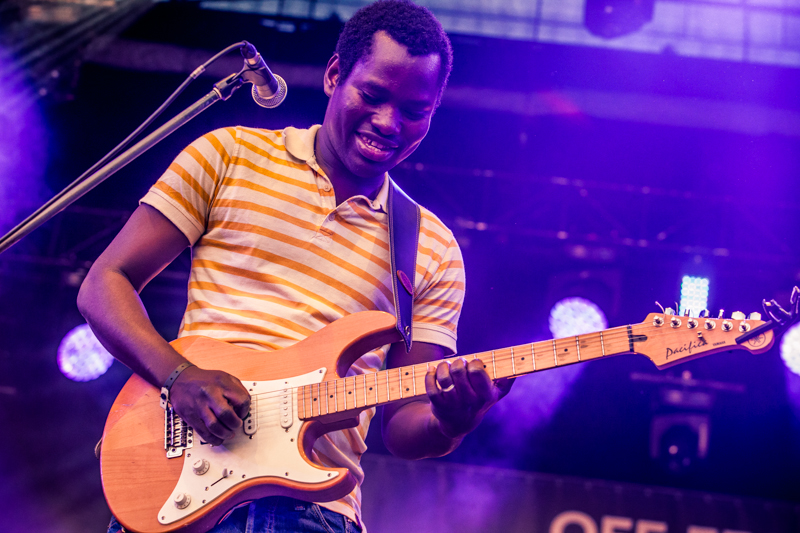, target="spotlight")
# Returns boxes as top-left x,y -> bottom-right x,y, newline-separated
584,0 -> 655,39
679,275 -> 709,316
781,323 -> 800,376
549,297 -> 608,338
57,324 -> 114,381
